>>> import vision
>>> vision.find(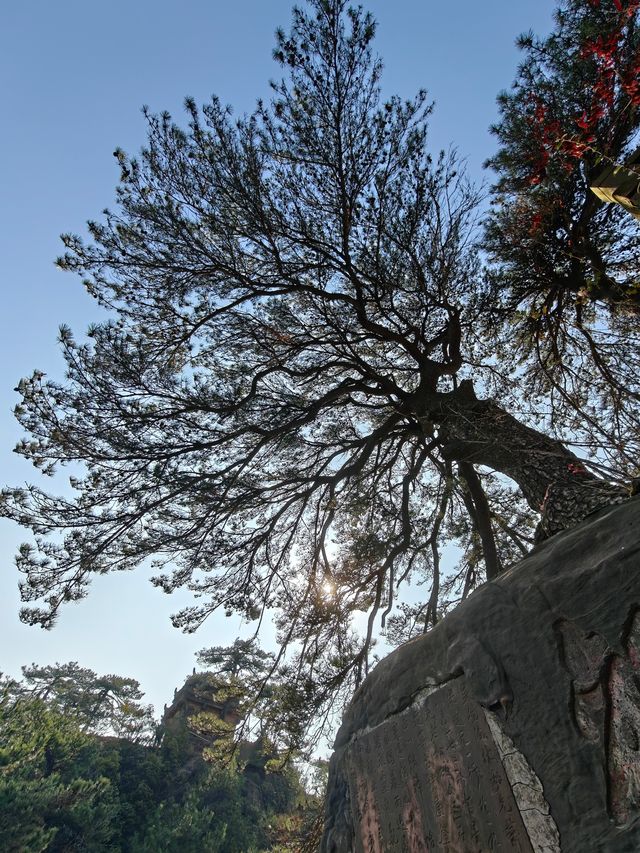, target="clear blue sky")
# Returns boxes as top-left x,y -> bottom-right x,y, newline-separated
0,0 -> 556,720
